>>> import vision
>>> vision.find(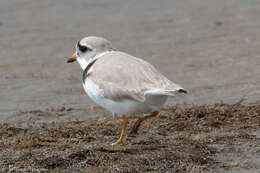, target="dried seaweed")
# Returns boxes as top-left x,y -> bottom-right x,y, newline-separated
0,102 -> 259,172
